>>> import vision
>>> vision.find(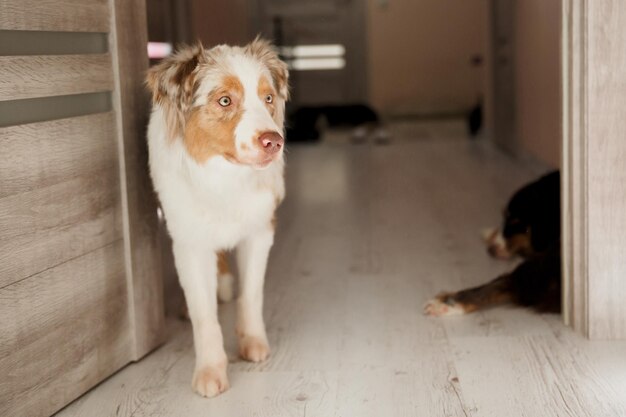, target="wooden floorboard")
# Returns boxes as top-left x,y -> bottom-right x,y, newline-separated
56,133 -> 626,417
